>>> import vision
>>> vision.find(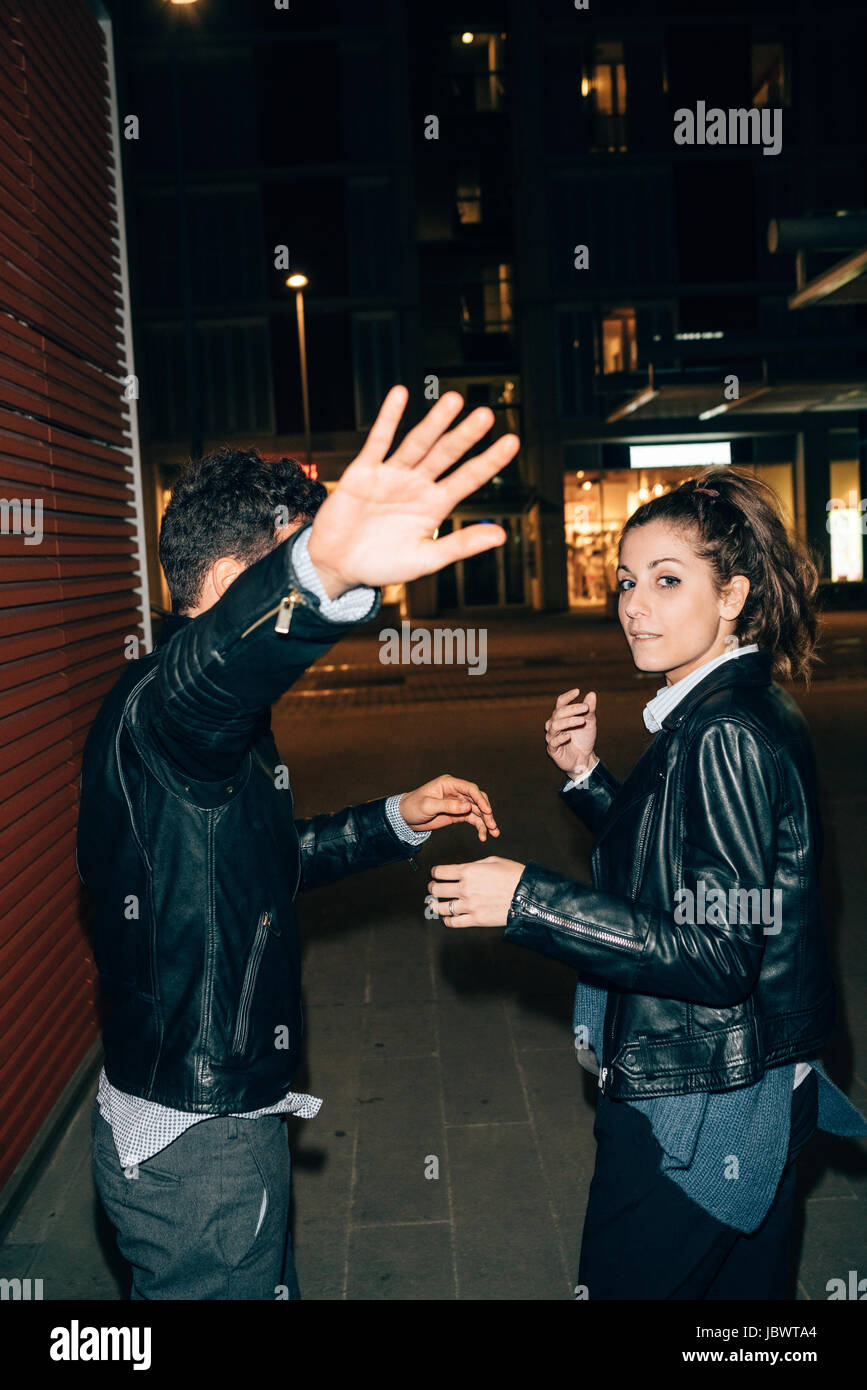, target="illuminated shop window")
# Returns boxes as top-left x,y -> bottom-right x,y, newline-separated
828,460 -> 864,582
